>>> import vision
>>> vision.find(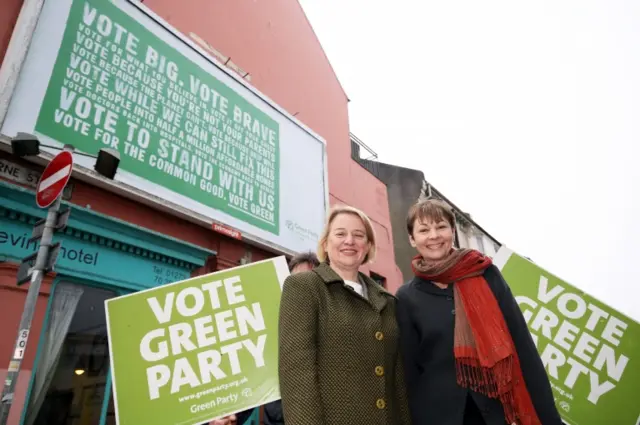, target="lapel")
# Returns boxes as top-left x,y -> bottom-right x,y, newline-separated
314,263 -> 393,313
414,276 -> 454,297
